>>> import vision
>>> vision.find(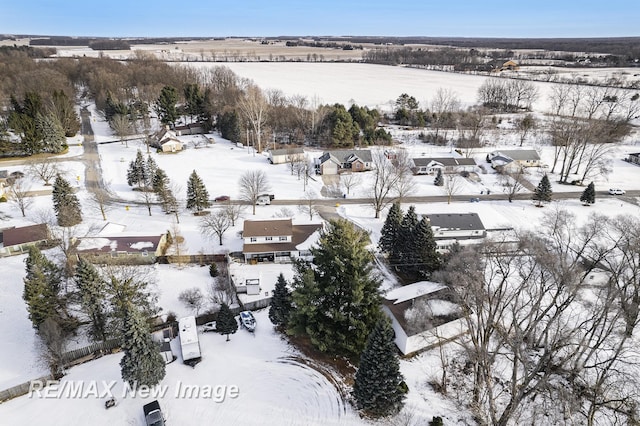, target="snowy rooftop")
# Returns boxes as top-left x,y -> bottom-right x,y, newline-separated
384,281 -> 448,305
